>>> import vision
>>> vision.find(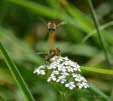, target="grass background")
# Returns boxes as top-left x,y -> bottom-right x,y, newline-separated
0,0 -> 113,101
